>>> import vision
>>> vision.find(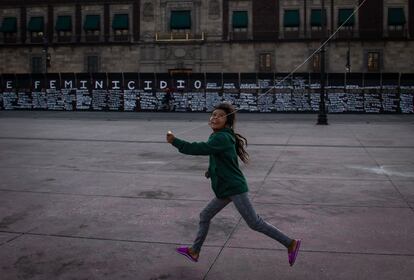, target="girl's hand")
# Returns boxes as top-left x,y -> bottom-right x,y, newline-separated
166,131 -> 175,143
